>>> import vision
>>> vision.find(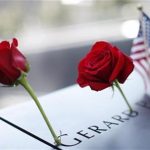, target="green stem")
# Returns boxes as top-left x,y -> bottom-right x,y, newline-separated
114,80 -> 133,112
18,76 -> 61,145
